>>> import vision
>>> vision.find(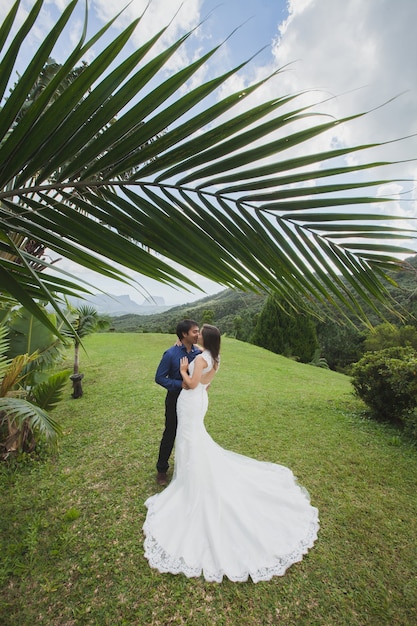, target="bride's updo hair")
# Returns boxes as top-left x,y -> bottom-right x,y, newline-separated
201,324 -> 220,367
